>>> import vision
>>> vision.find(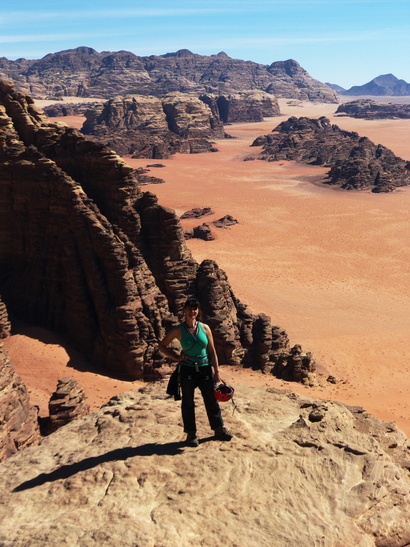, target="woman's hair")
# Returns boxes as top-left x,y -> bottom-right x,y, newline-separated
184,296 -> 200,309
